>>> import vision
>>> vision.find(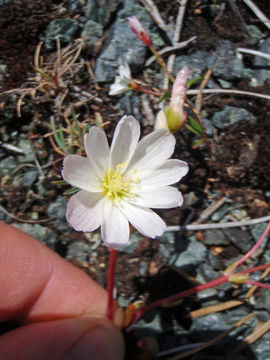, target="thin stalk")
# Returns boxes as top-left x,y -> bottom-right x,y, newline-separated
131,275 -> 228,323
149,46 -> 175,83
129,263 -> 270,326
106,248 -> 118,320
246,280 -> 270,290
225,221 -> 270,275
